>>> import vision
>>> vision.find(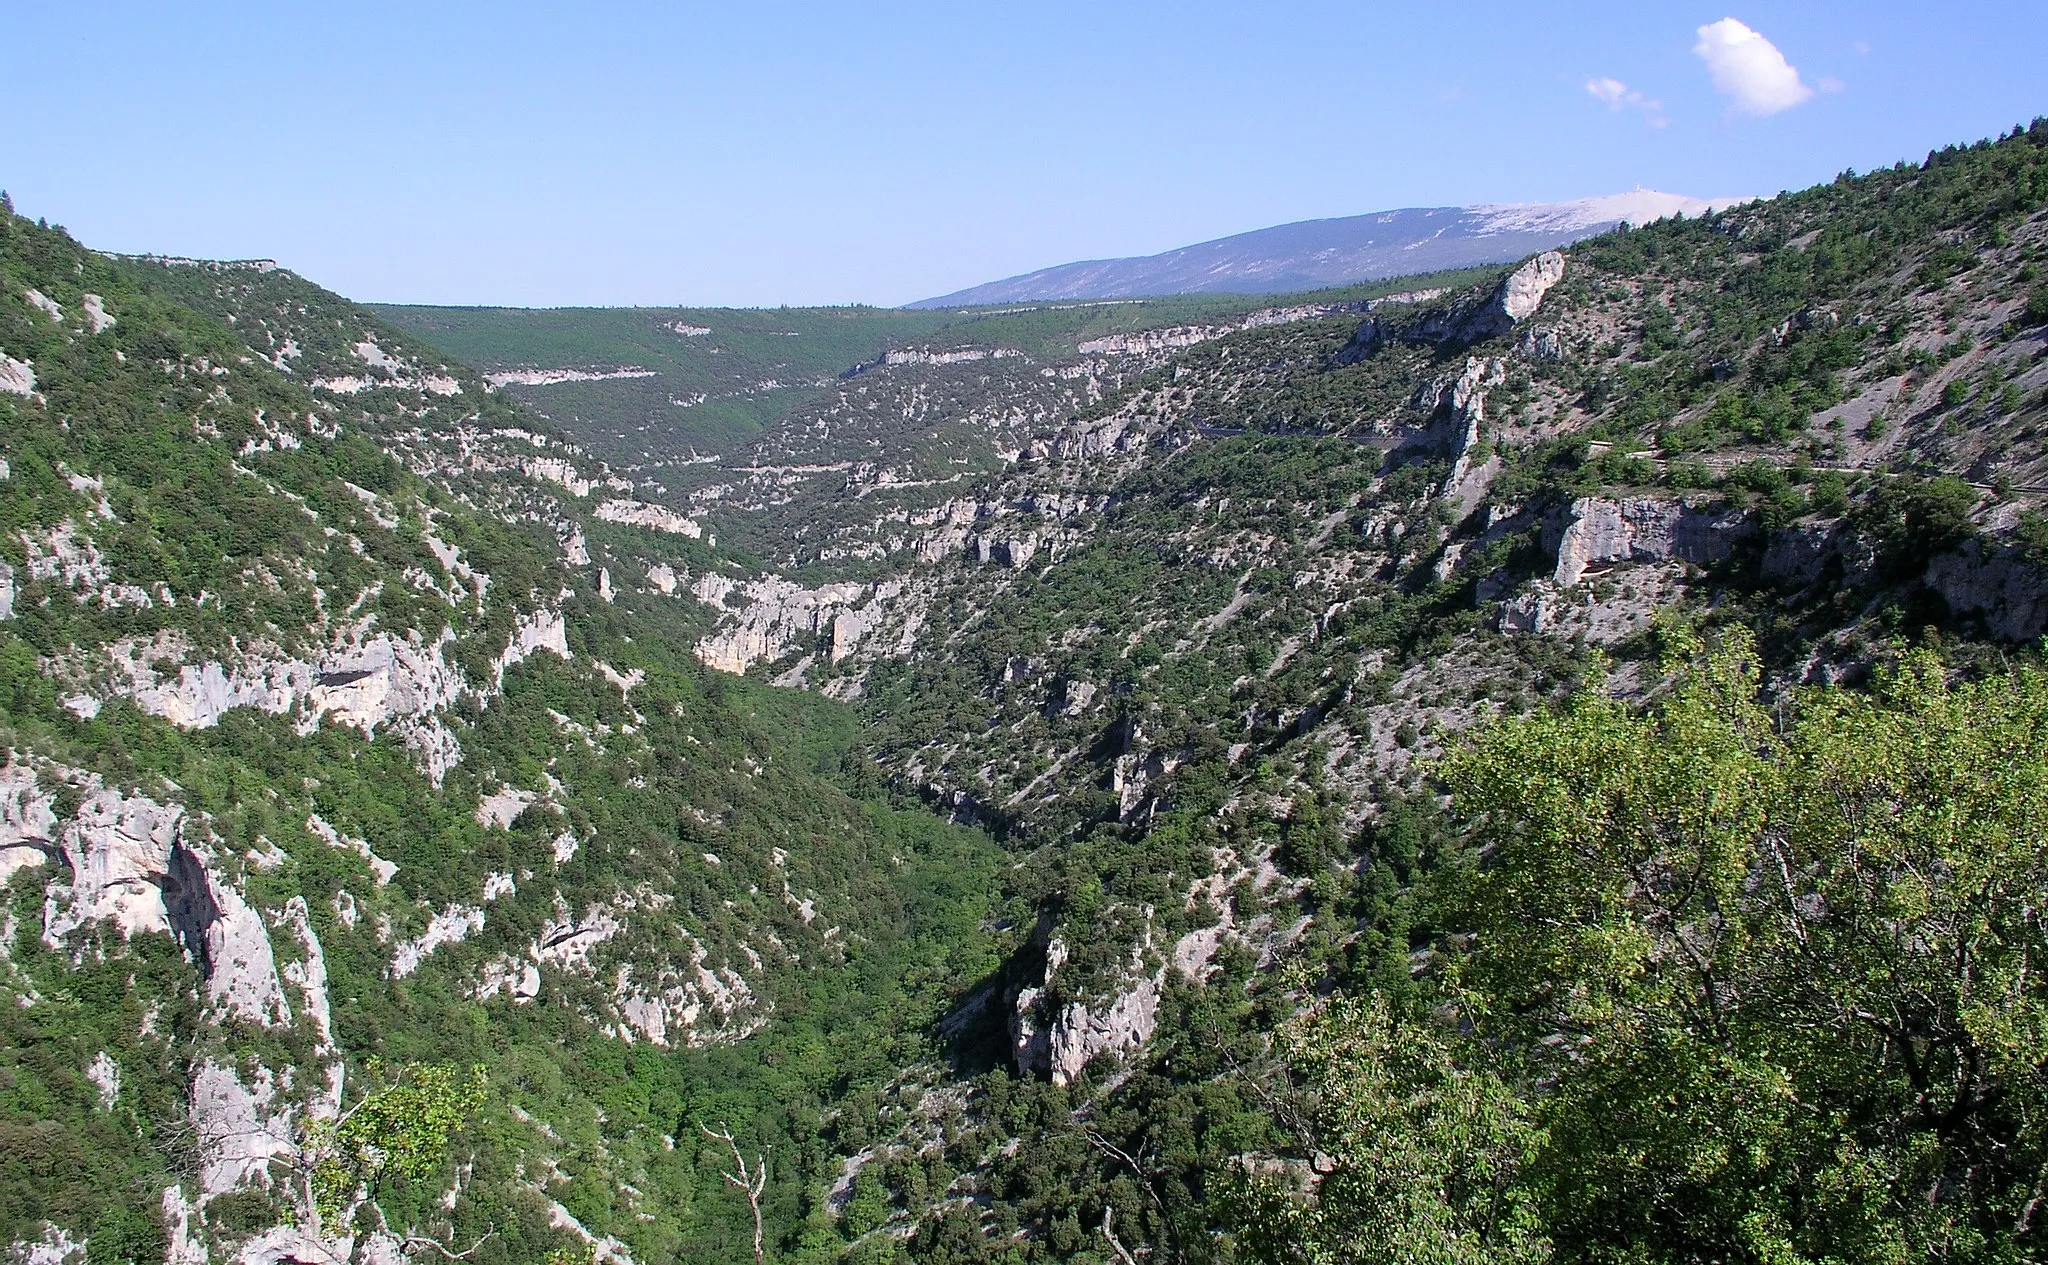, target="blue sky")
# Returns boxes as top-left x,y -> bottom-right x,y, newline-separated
6,2 -> 2041,308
